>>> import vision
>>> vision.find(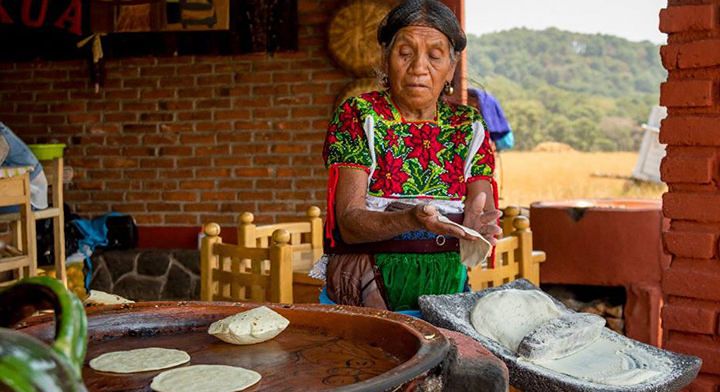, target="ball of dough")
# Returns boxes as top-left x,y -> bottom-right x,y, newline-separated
471,289 -> 563,352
